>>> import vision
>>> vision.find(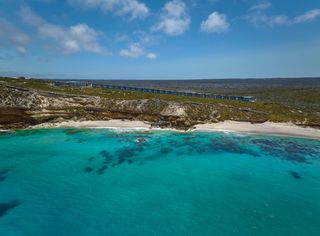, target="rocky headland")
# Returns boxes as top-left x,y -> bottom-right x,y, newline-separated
0,82 -> 267,130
